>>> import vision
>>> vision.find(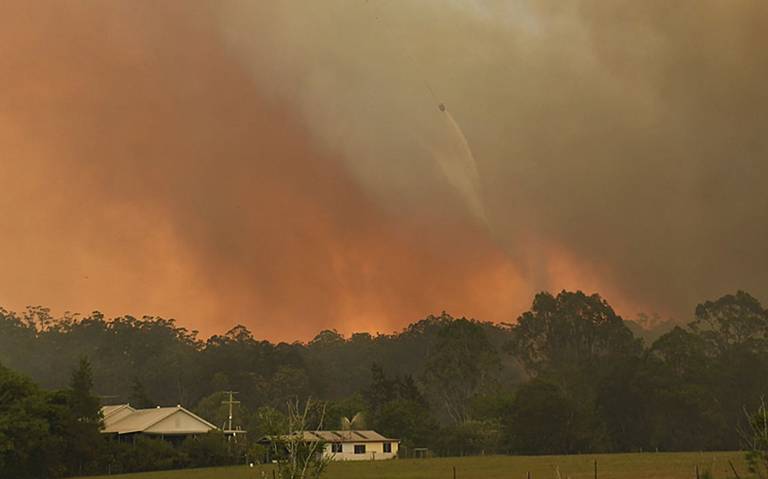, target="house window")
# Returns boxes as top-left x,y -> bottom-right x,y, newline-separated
331,443 -> 343,453
354,444 -> 366,454
383,442 -> 392,453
